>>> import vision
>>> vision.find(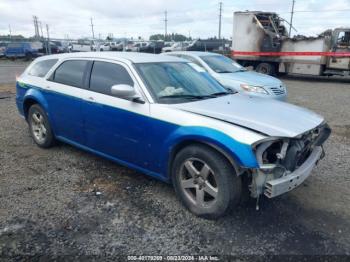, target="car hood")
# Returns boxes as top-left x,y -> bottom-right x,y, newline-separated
171,94 -> 324,137
217,70 -> 282,87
